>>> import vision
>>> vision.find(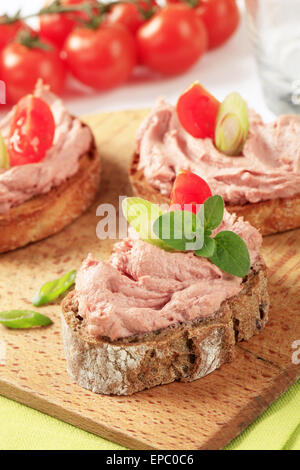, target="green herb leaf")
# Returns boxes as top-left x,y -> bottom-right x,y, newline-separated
32,270 -> 76,307
122,197 -> 170,249
209,231 -> 250,277
153,210 -> 204,251
215,92 -> 249,156
195,236 -> 216,258
0,310 -> 52,329
123,196 -> 251,279
0,134 -> 10,169
202,195 -> 224,231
